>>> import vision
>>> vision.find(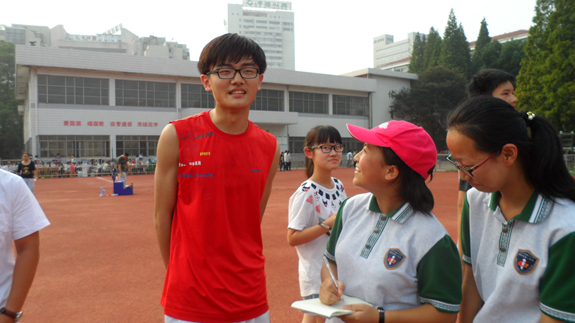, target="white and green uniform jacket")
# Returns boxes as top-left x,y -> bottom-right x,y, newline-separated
462,189 -> 575,322
325,193 -> 461,322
